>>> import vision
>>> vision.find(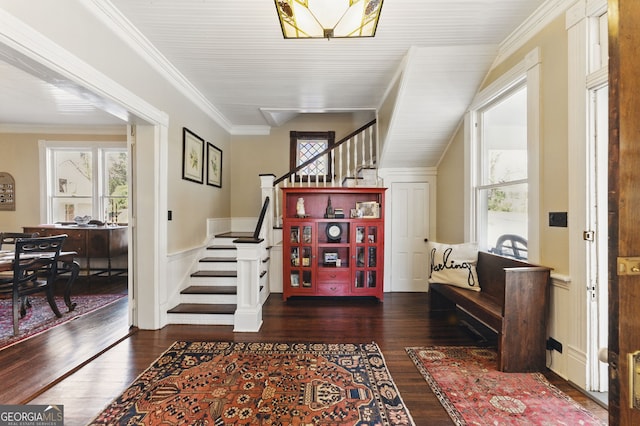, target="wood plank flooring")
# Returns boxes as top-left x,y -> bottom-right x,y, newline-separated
2,290 -> 608,425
